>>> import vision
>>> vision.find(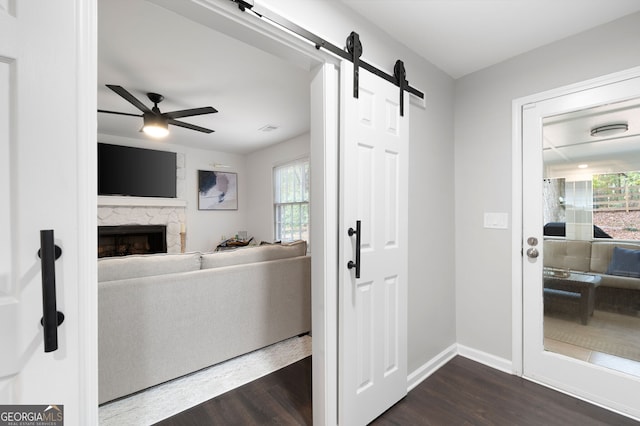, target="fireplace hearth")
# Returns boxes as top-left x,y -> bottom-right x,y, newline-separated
98,225 -> 167,258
